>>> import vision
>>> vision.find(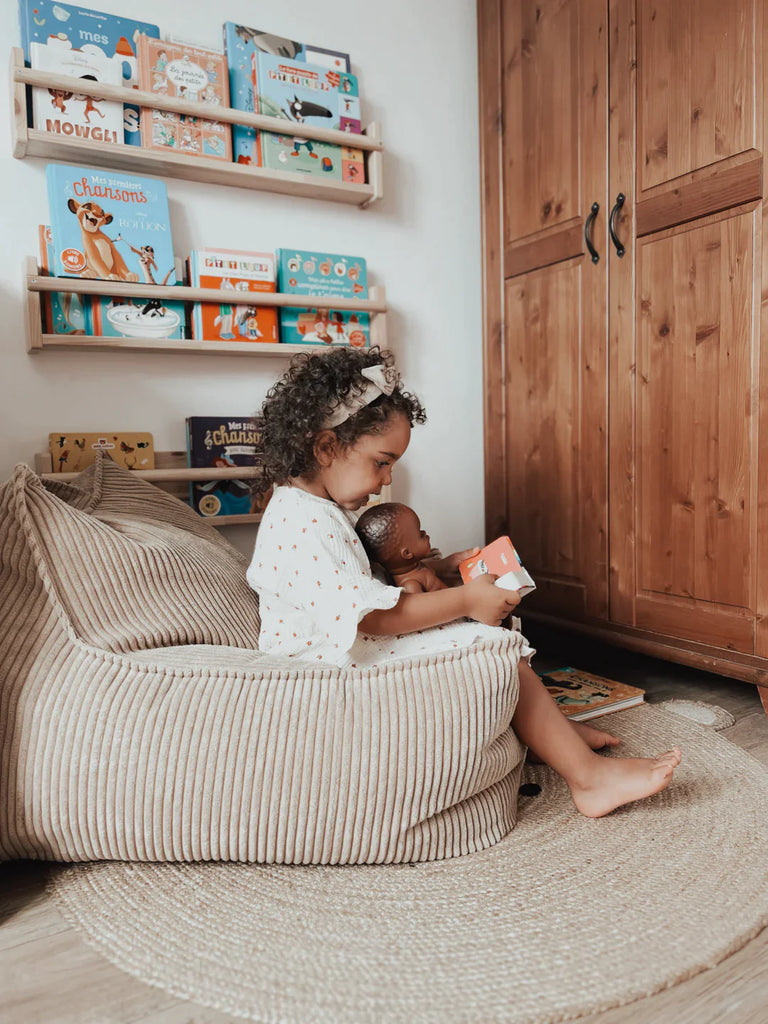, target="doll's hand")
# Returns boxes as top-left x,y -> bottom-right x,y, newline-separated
462,574 -> 521,626
426,546 -> 481,586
